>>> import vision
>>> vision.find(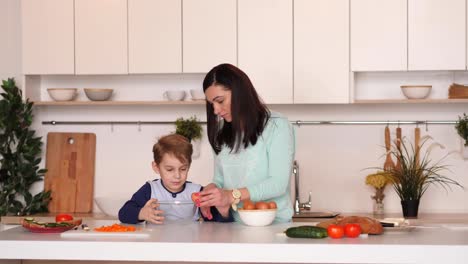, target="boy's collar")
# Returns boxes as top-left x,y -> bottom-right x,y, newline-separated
160,180 -> 186,198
